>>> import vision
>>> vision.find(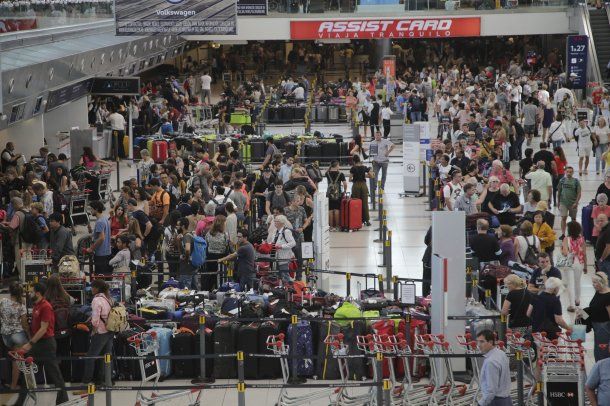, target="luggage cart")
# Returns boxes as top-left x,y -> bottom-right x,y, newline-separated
9,350 -> 89,406
128,331 -> 203,406
91,273 -> 128,303
266,333 -> 342,406
505,331 -> 537,405
327,333 -> 374,405
20,249 -> 52,283
66,190 -> 90,235
60,277 -> 87,306
96,170 -> 113,205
